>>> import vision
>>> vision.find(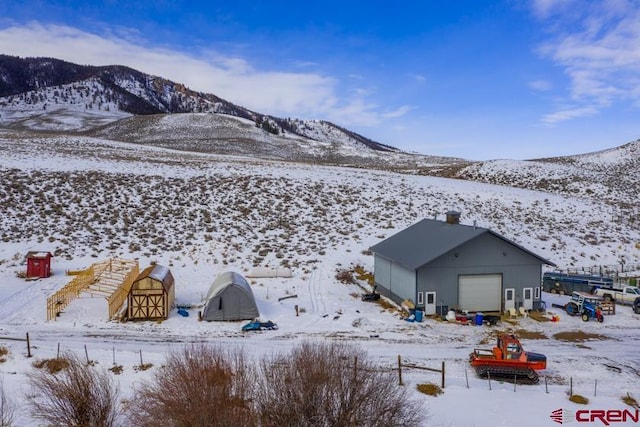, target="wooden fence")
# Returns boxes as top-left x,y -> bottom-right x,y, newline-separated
46,258 -> 139,321
398,356 -> 446,388
0,333 -> 32,357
